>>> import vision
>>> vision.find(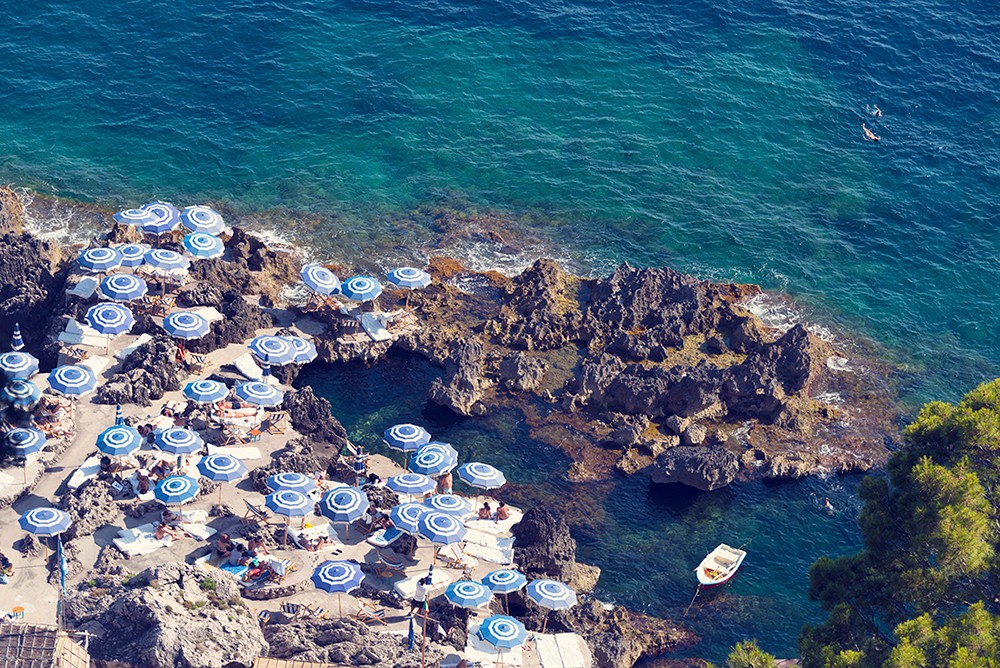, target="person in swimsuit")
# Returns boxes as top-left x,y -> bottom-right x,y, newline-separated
863,123 -> 880,142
